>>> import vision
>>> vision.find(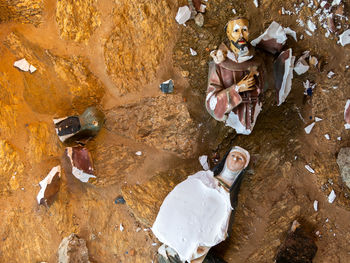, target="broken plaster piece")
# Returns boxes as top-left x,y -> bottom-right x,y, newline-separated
274,48 -> 295,106
294,52 -> 310,75
66,147 -> 96,183
135,151 -> 142,156
251,21 -> 288,54
307,20 -> 317,33
305,164 -> 315,174
313,200 -> 318,212
120,224 -> 124,232
36,165 -> 61,205
160,79 -> 174,94
324,134 -> 330,140
304,122 -> 315,134
284,27 -> 297,41
327,71 -> 335,79
315,117 -> 322,122
199,155 -> 209,171
190,48 -> 198,56
338,29 -> 350,46
175,6 -> 191,25
253,0 -> 258,8
328,190 -> 336,203
344,99 -> 350,129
